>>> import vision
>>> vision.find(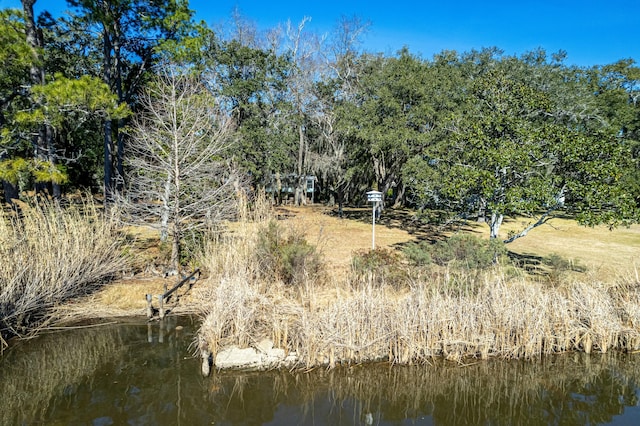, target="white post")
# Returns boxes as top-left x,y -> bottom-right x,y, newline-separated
372,200 -> 376,249
366,190 -> 382,250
